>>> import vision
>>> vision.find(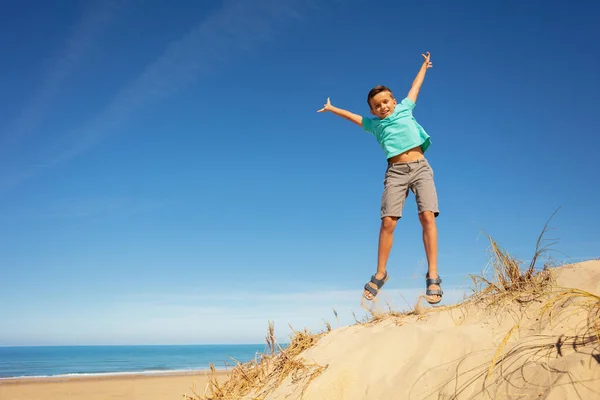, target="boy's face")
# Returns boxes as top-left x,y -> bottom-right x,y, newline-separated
369,91 -> 397,119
